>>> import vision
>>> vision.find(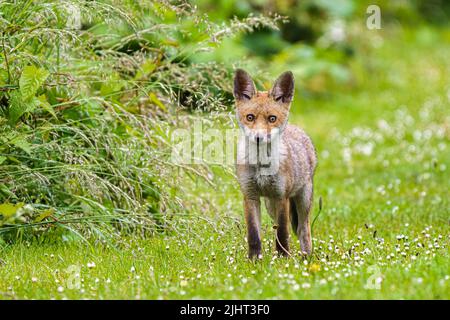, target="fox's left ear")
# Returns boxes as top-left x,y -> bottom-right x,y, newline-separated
269,71 -> 294,104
